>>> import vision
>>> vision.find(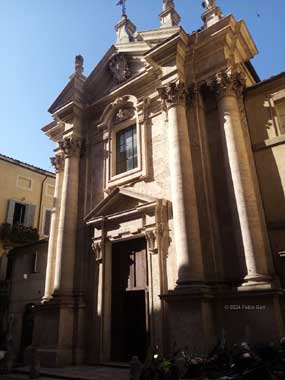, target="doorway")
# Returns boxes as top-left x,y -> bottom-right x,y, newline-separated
19,303 -> 35,361
111,238 -> 149,362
